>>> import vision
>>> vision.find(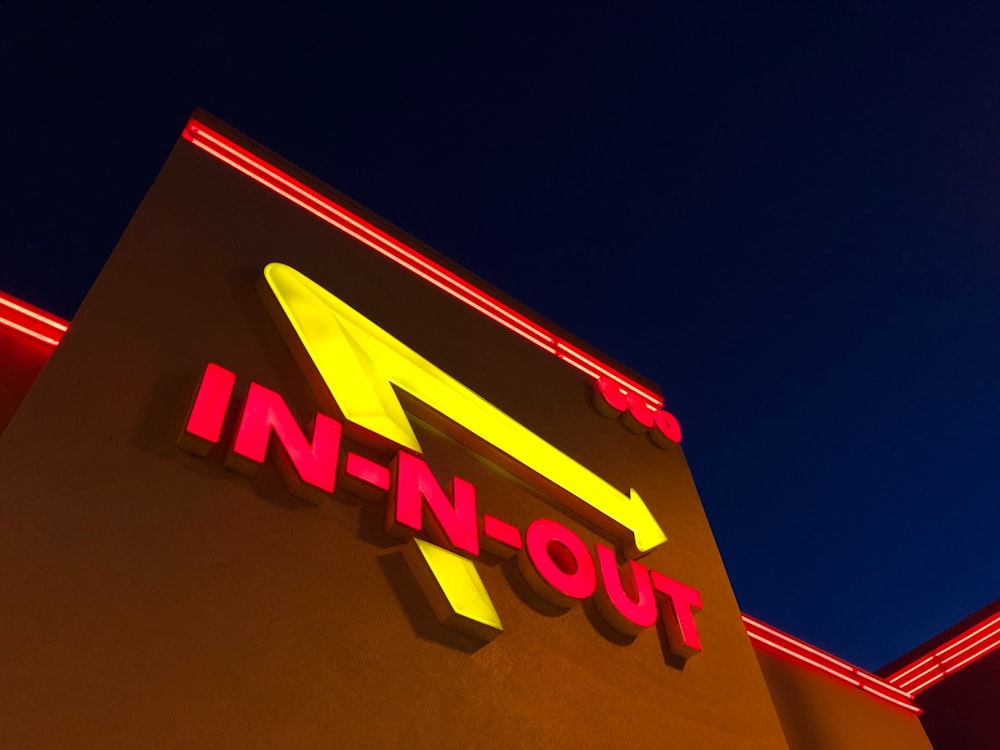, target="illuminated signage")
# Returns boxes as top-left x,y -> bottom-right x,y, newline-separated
259,263 -> 666,556
179,264 -> 702,662
182,118 -> 682,443
0,290 -> 68,347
